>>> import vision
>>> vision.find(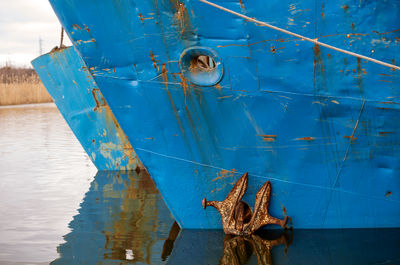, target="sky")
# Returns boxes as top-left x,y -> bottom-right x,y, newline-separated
0,0 -> 71,68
